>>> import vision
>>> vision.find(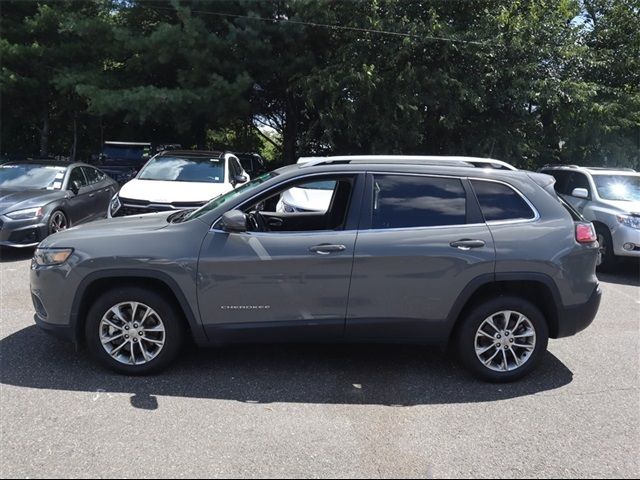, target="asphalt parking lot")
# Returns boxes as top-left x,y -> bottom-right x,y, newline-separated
0,247 -> 638,479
